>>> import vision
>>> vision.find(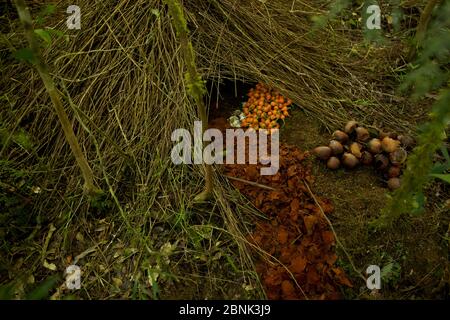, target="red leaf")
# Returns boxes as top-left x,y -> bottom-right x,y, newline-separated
277,228 -> 289,244
304,215 -> 317,235
290,256 -> 307,274
281,280 -> 295,298
322,231 -> 335,246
